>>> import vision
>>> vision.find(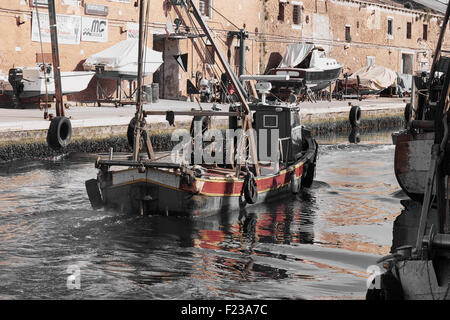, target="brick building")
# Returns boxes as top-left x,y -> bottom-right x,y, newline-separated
0,0 -> 447,102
